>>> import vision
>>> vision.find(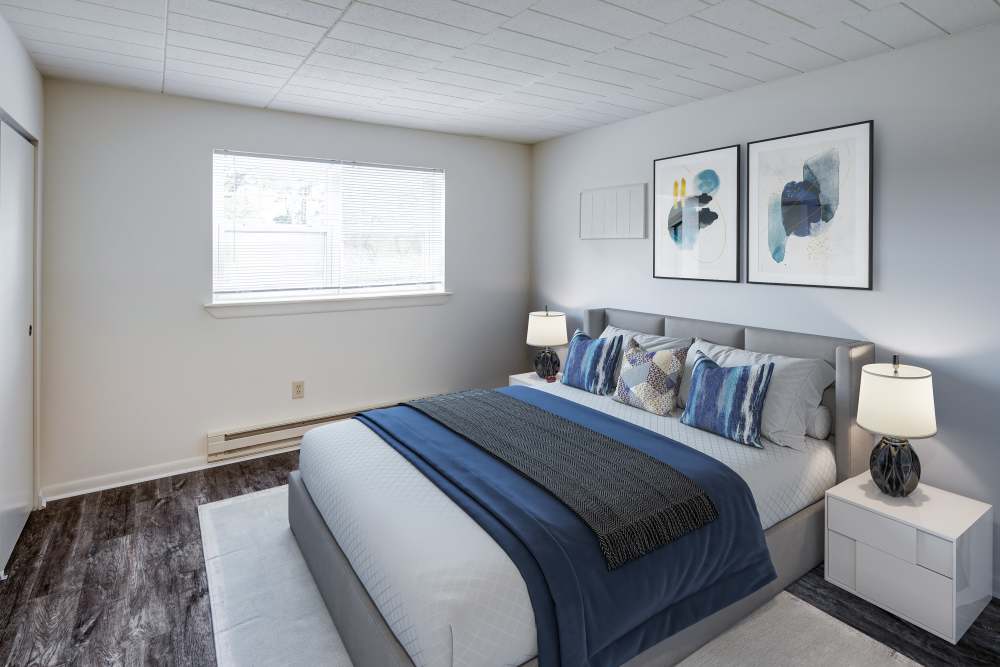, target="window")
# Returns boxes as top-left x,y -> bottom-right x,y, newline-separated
212,150 -> 445,305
